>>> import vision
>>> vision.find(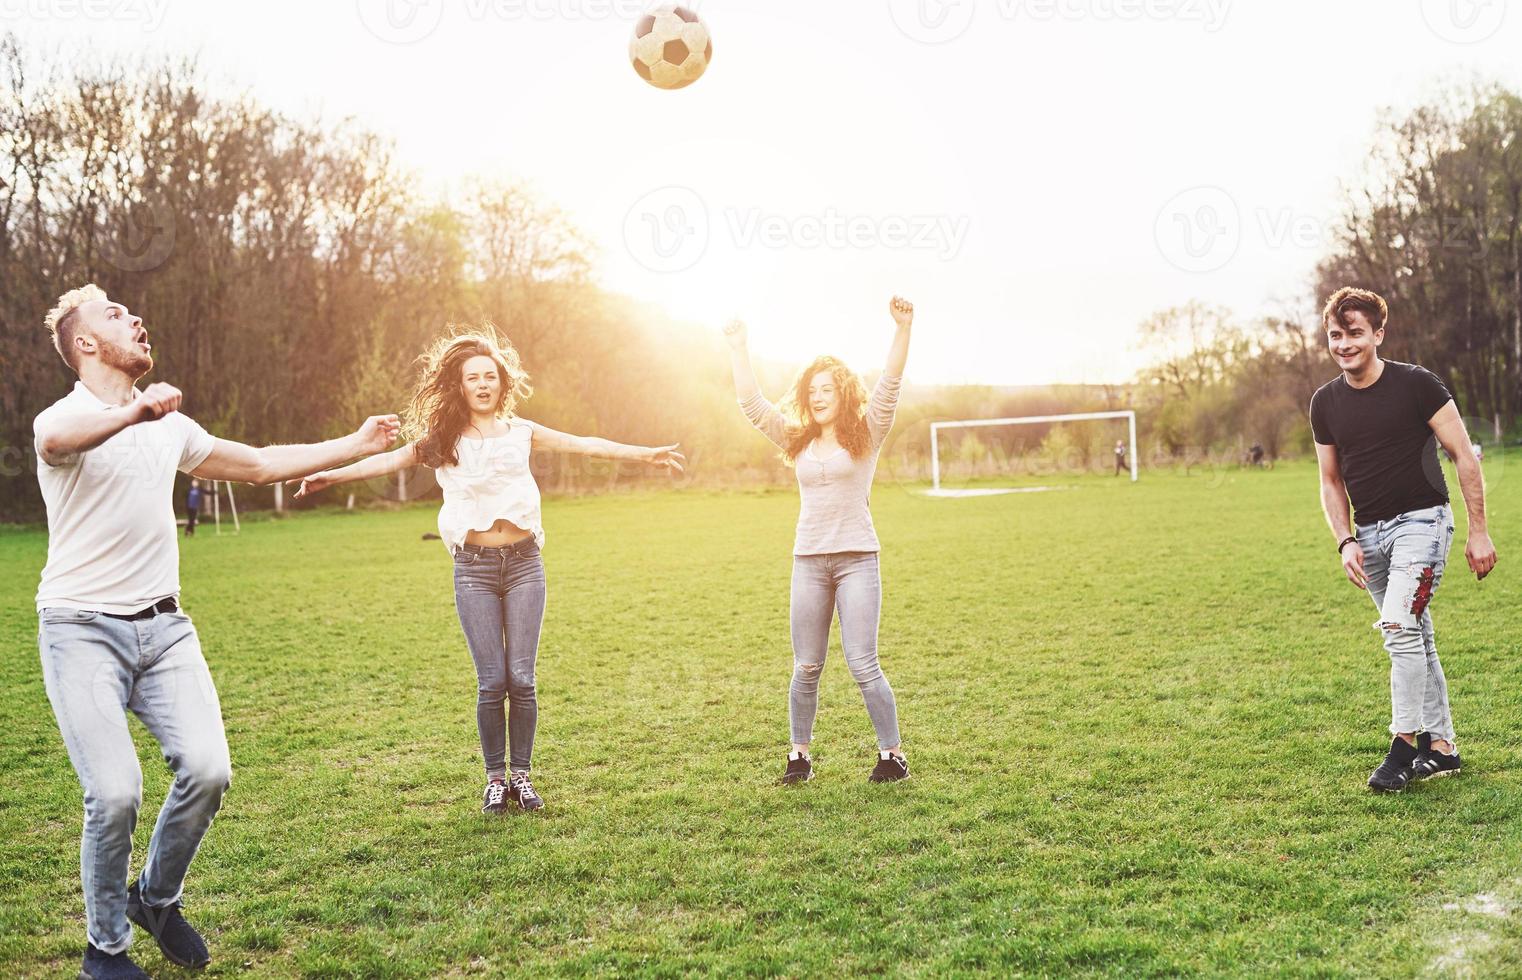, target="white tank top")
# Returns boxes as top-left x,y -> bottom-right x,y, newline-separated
434,419 -> 543,553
